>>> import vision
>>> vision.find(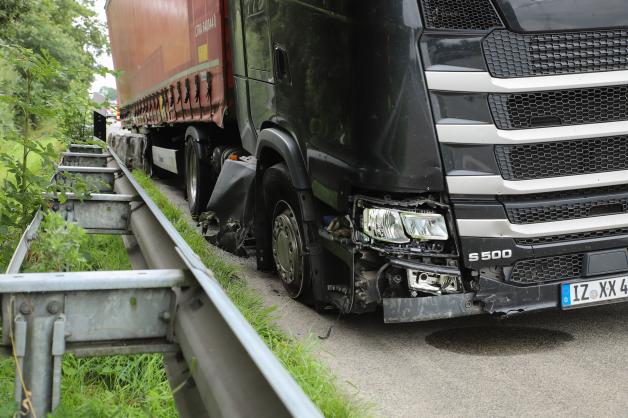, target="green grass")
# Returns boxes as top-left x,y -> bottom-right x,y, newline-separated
133,170 -> 367,417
